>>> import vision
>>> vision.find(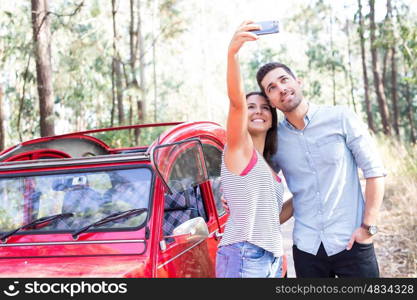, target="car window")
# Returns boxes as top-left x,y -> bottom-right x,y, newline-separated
162,148 -> 208,244
153,140 -> 208,193
202,144 -> 225,217
0,167 -> 152,234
